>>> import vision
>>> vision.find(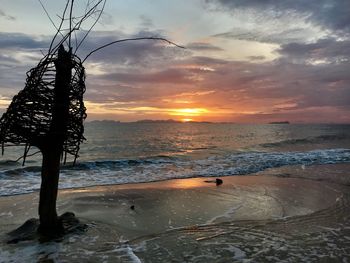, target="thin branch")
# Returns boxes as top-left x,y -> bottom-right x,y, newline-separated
38,0 -> 59,32
83,37 -> 185,62
48,0 -> 70,54
50,0 -> 104,54
69,0 -> 74,49
75,0 -> 106,54
14,150 -> 41,163
74,26 -> 78,49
